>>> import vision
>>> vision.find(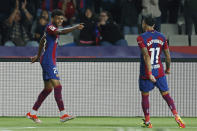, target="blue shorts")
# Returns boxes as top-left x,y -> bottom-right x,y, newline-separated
41,64 -> 60,81
139,76 -> 169,92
